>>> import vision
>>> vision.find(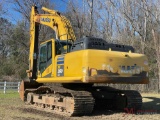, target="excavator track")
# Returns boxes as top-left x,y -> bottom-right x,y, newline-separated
71,92 -> 95,116
89,86 -> 142,111
23,84 -> 142,116
25,85 -> 95,116
122,90 -> 142,110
